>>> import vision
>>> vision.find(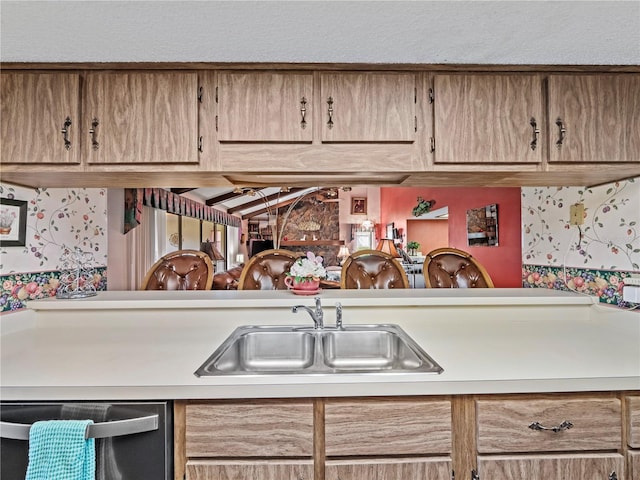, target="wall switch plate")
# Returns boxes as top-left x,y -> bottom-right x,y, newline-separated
570,203 -> 585,225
